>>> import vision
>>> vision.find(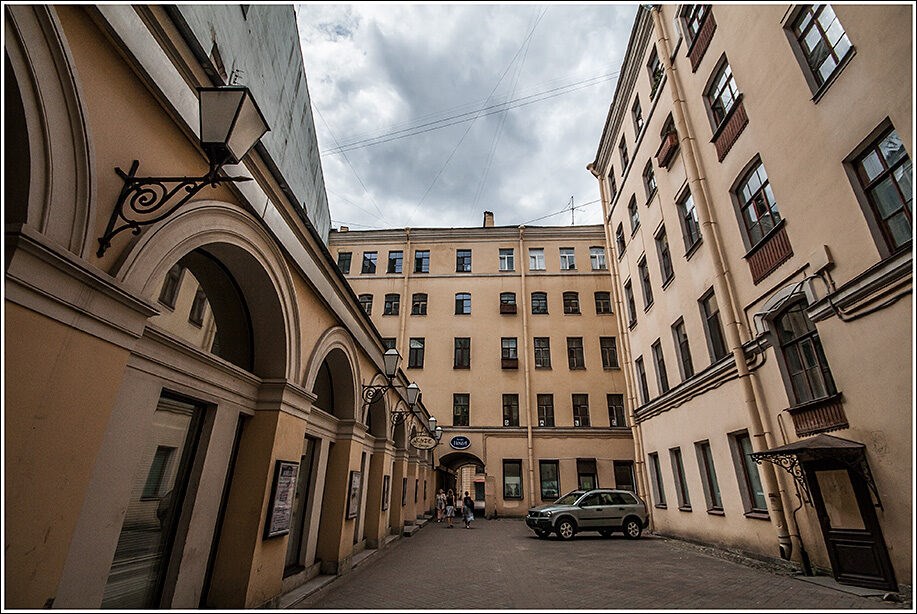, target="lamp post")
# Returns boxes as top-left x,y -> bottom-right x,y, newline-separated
97,86 -> 270,256
361,349 -> 441,445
